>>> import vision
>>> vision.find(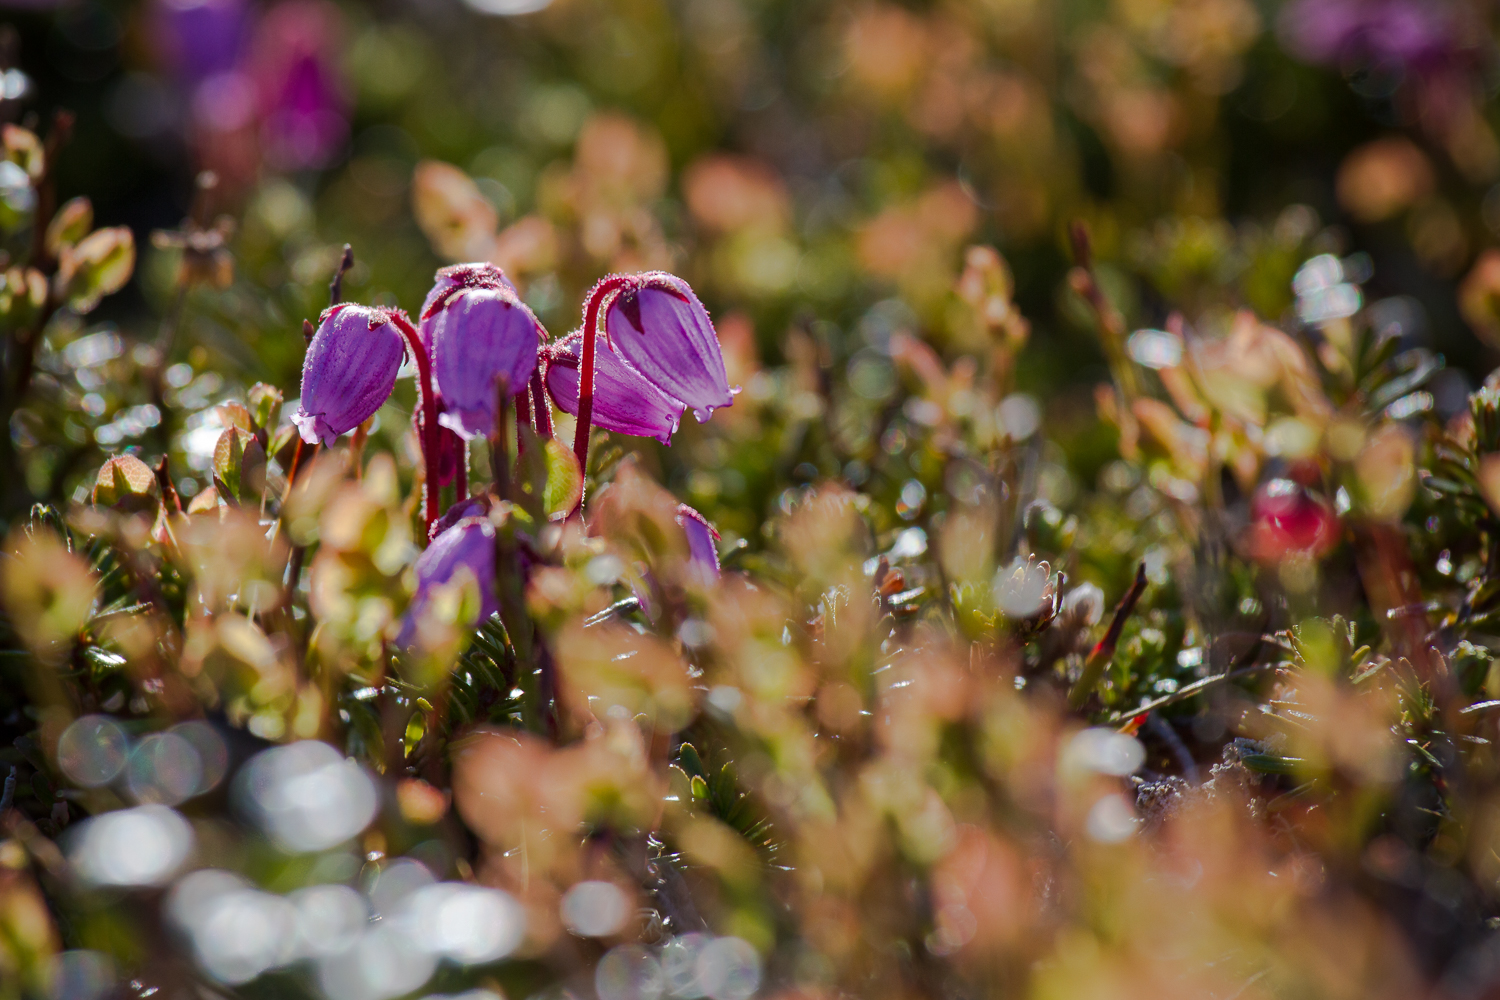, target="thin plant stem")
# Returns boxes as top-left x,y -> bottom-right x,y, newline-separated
389,311 -> 441,538
572,275 -> 632,509
491,376 -> 511,502
1068,562 -> 1148,709
529,367 -> 553,438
